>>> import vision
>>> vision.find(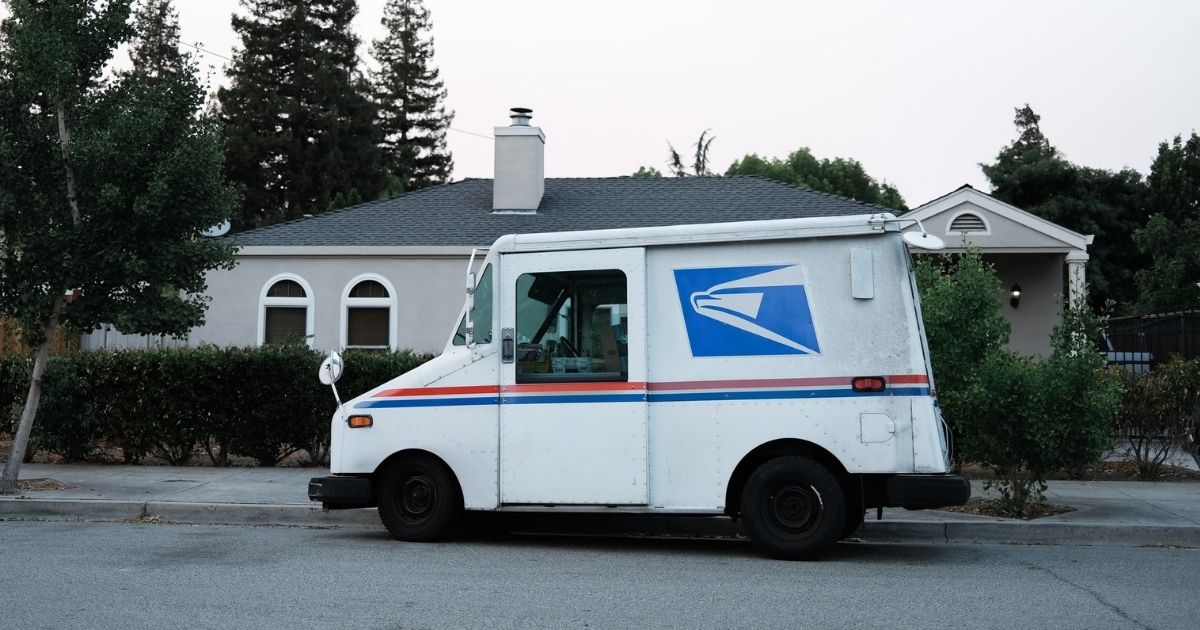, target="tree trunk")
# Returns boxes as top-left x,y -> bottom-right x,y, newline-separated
0,101 -> 84,492
0,298 -> 65,492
